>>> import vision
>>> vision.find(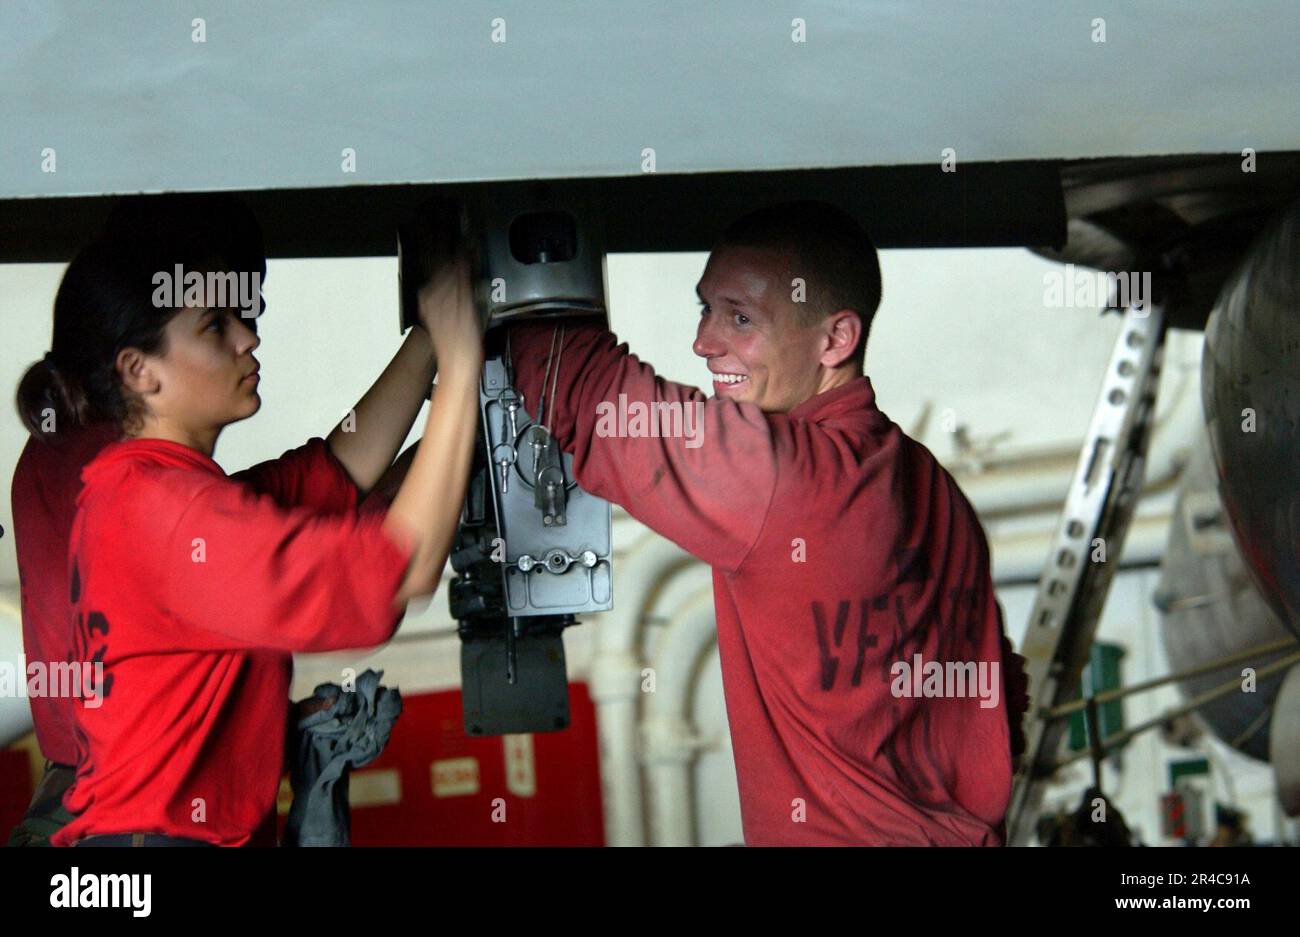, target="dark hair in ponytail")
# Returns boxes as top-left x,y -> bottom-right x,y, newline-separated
15,194 -> 265,440
17,239 -> 179,438
15,351 -> 94,440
